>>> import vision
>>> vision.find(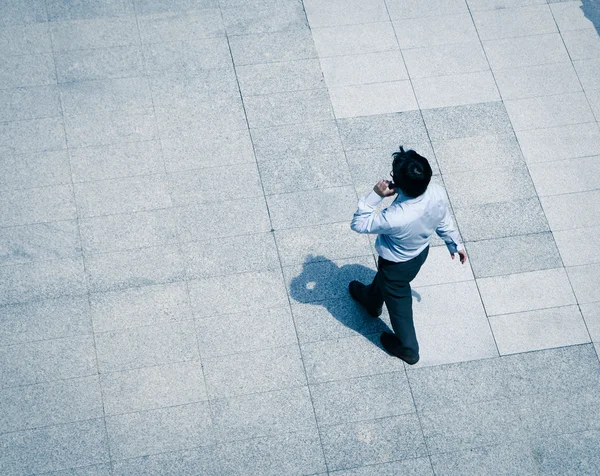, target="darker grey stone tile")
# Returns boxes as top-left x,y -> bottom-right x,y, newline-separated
0,23 -> 51,55
236,59 -> 325,96
0,85 -> 60,122
0,53 -> 56,89
46,0 -> 134,21
466,233 -> 563,278
133,0 -> 219,15
0,117 -> 66,155
229,29 -> 317,66
111,446 -> 222,475
0,419 -> 109,476
137,8 -> 224,44
321,414 -> 427,471
49,16 -> 139,51
221,0 -> 308,36
0,0 -> 47,26
0,184 -> 76,227
422,102 -> 513,141
330,458 -> 433,475
45,463 -> 113,475
0,149 -> 71,192
532,430 -> 600,476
